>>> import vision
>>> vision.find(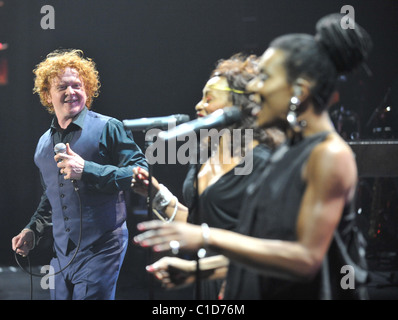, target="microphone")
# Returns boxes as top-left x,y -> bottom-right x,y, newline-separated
54,142 -> 67,157
54,143 -> 79,190
158,106 -> 241,141
123,114 -> 190,131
